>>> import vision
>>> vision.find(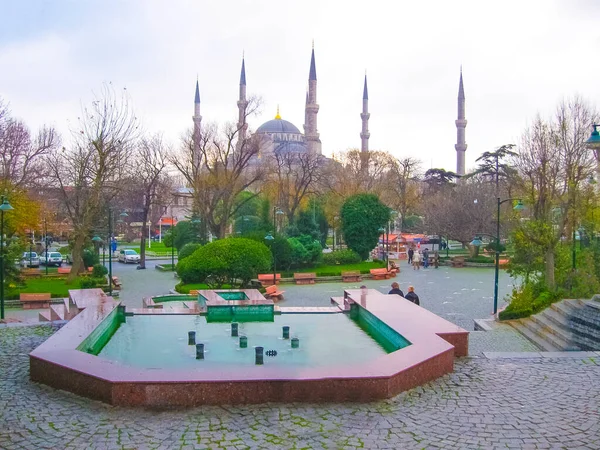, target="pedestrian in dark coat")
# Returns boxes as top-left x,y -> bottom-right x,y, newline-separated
388,282 -> 404,297
407,248 -> 414,265
404,286 -> 420,305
